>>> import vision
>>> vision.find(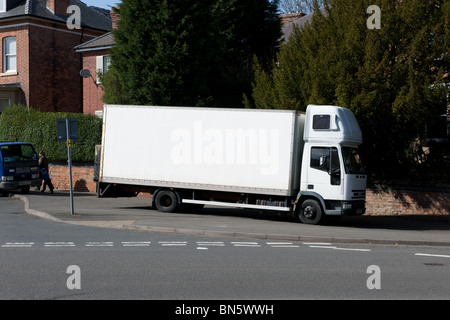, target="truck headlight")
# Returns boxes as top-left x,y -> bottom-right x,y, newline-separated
342,203 -> 353,210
